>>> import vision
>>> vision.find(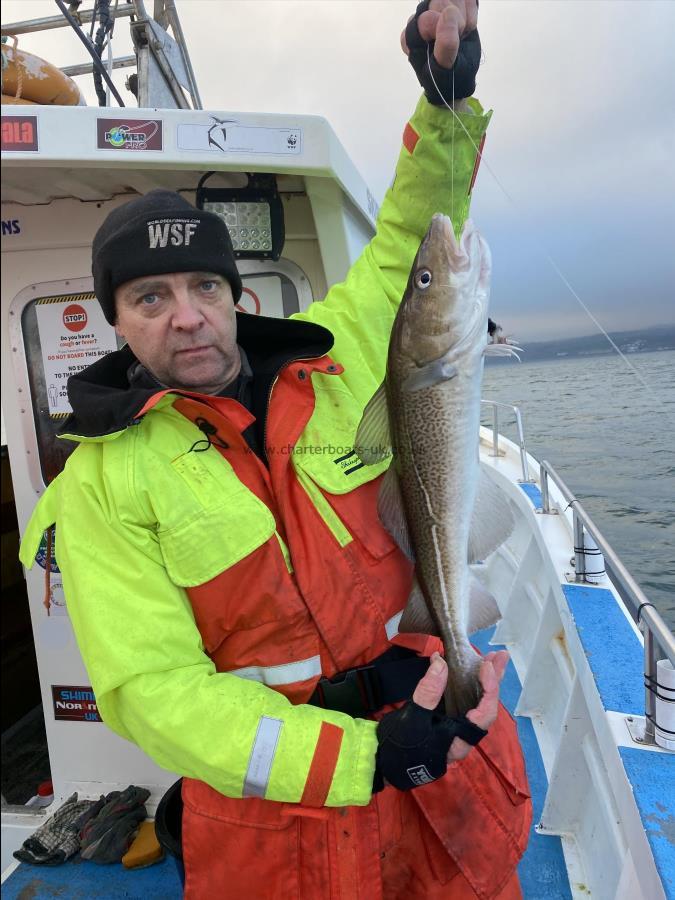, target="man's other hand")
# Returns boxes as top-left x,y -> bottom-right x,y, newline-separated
401,0 -> 479,72
412,649 -> 509,762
